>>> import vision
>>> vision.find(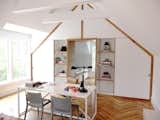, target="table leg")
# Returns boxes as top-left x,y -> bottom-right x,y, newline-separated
17,88 -> 20,117
85,97 -> 88,120
91,89 -> 97,119
95,90 -> 97,115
